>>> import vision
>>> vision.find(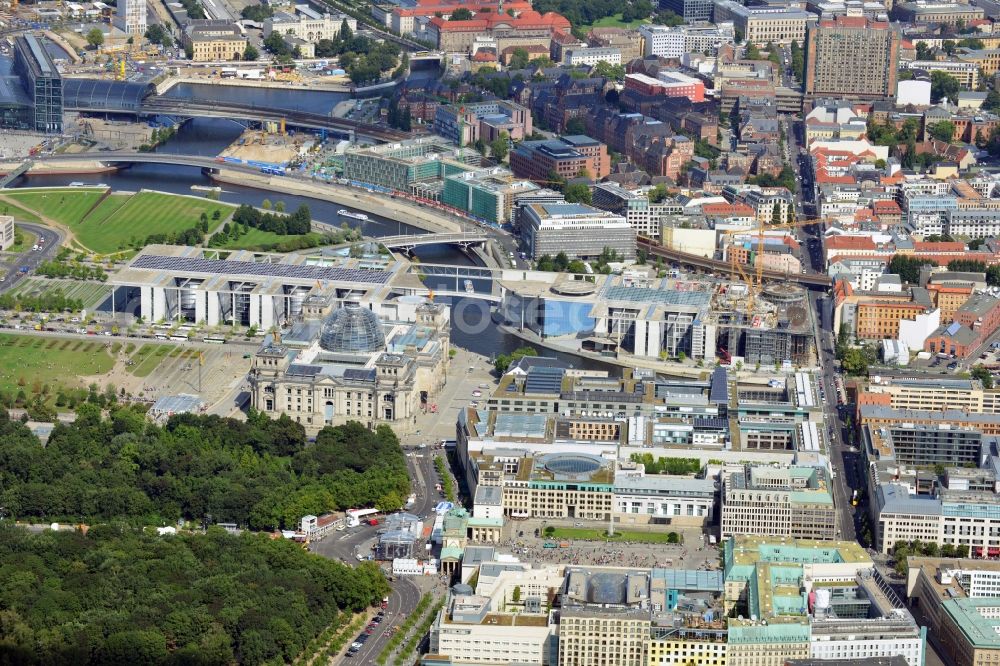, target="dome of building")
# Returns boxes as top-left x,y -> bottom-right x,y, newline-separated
319,303 -> 385,354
